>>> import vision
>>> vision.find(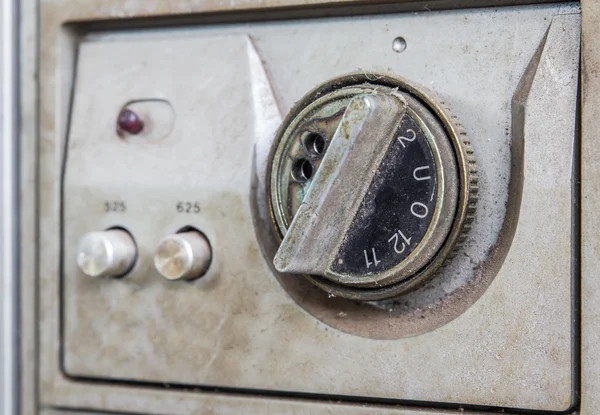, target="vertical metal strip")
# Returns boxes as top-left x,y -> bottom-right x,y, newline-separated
1,0 -> 20,410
